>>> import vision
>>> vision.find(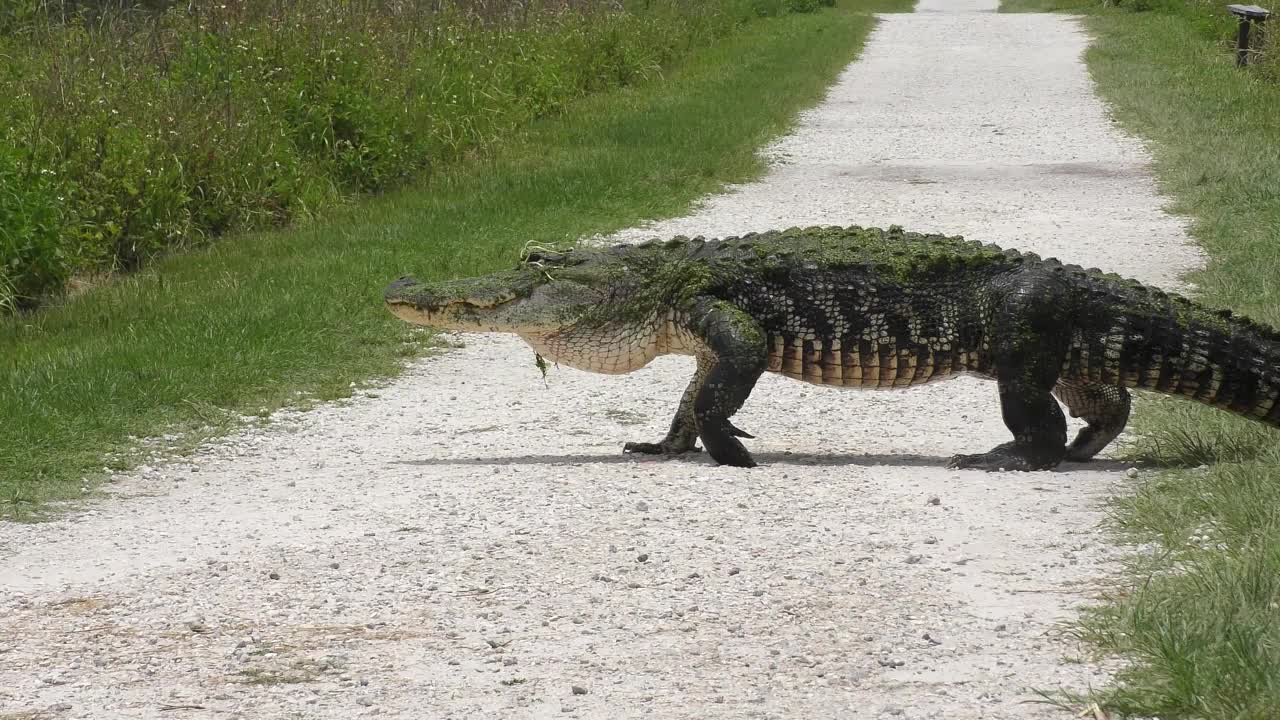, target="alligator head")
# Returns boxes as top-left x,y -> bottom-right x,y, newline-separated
383,246 -> 615,331
384,244 -> 673,373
